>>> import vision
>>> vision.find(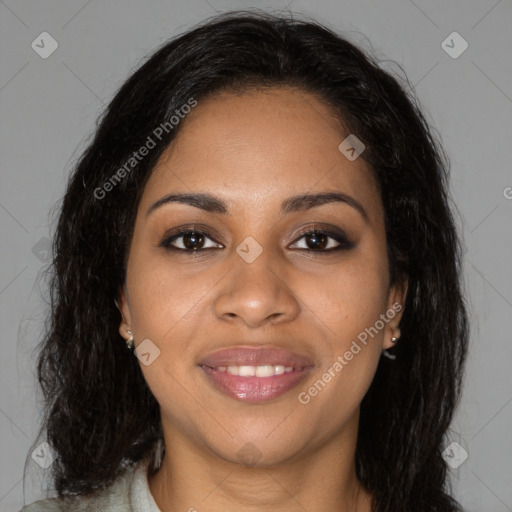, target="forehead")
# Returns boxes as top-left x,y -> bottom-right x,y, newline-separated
141,87 -> 381,219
